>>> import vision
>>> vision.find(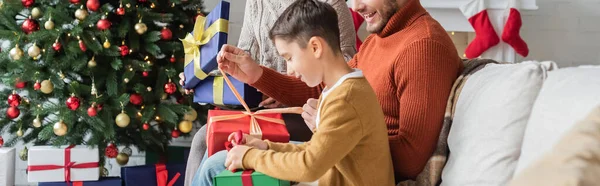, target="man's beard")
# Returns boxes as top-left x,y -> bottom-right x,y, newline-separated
368,0 -> 399,34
